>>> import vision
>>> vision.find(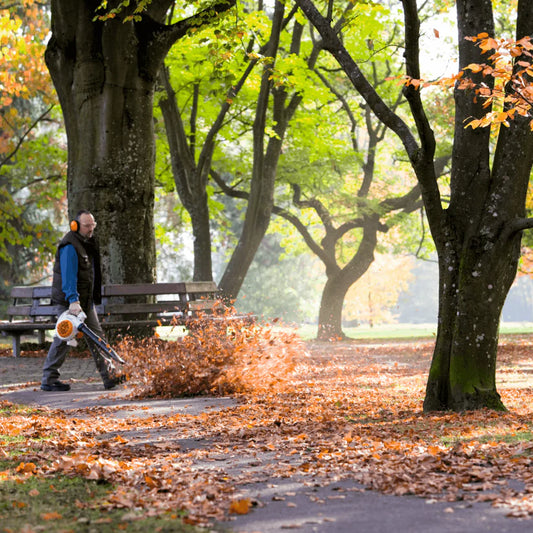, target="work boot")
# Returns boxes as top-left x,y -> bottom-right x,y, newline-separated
41,380 -> 71,392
